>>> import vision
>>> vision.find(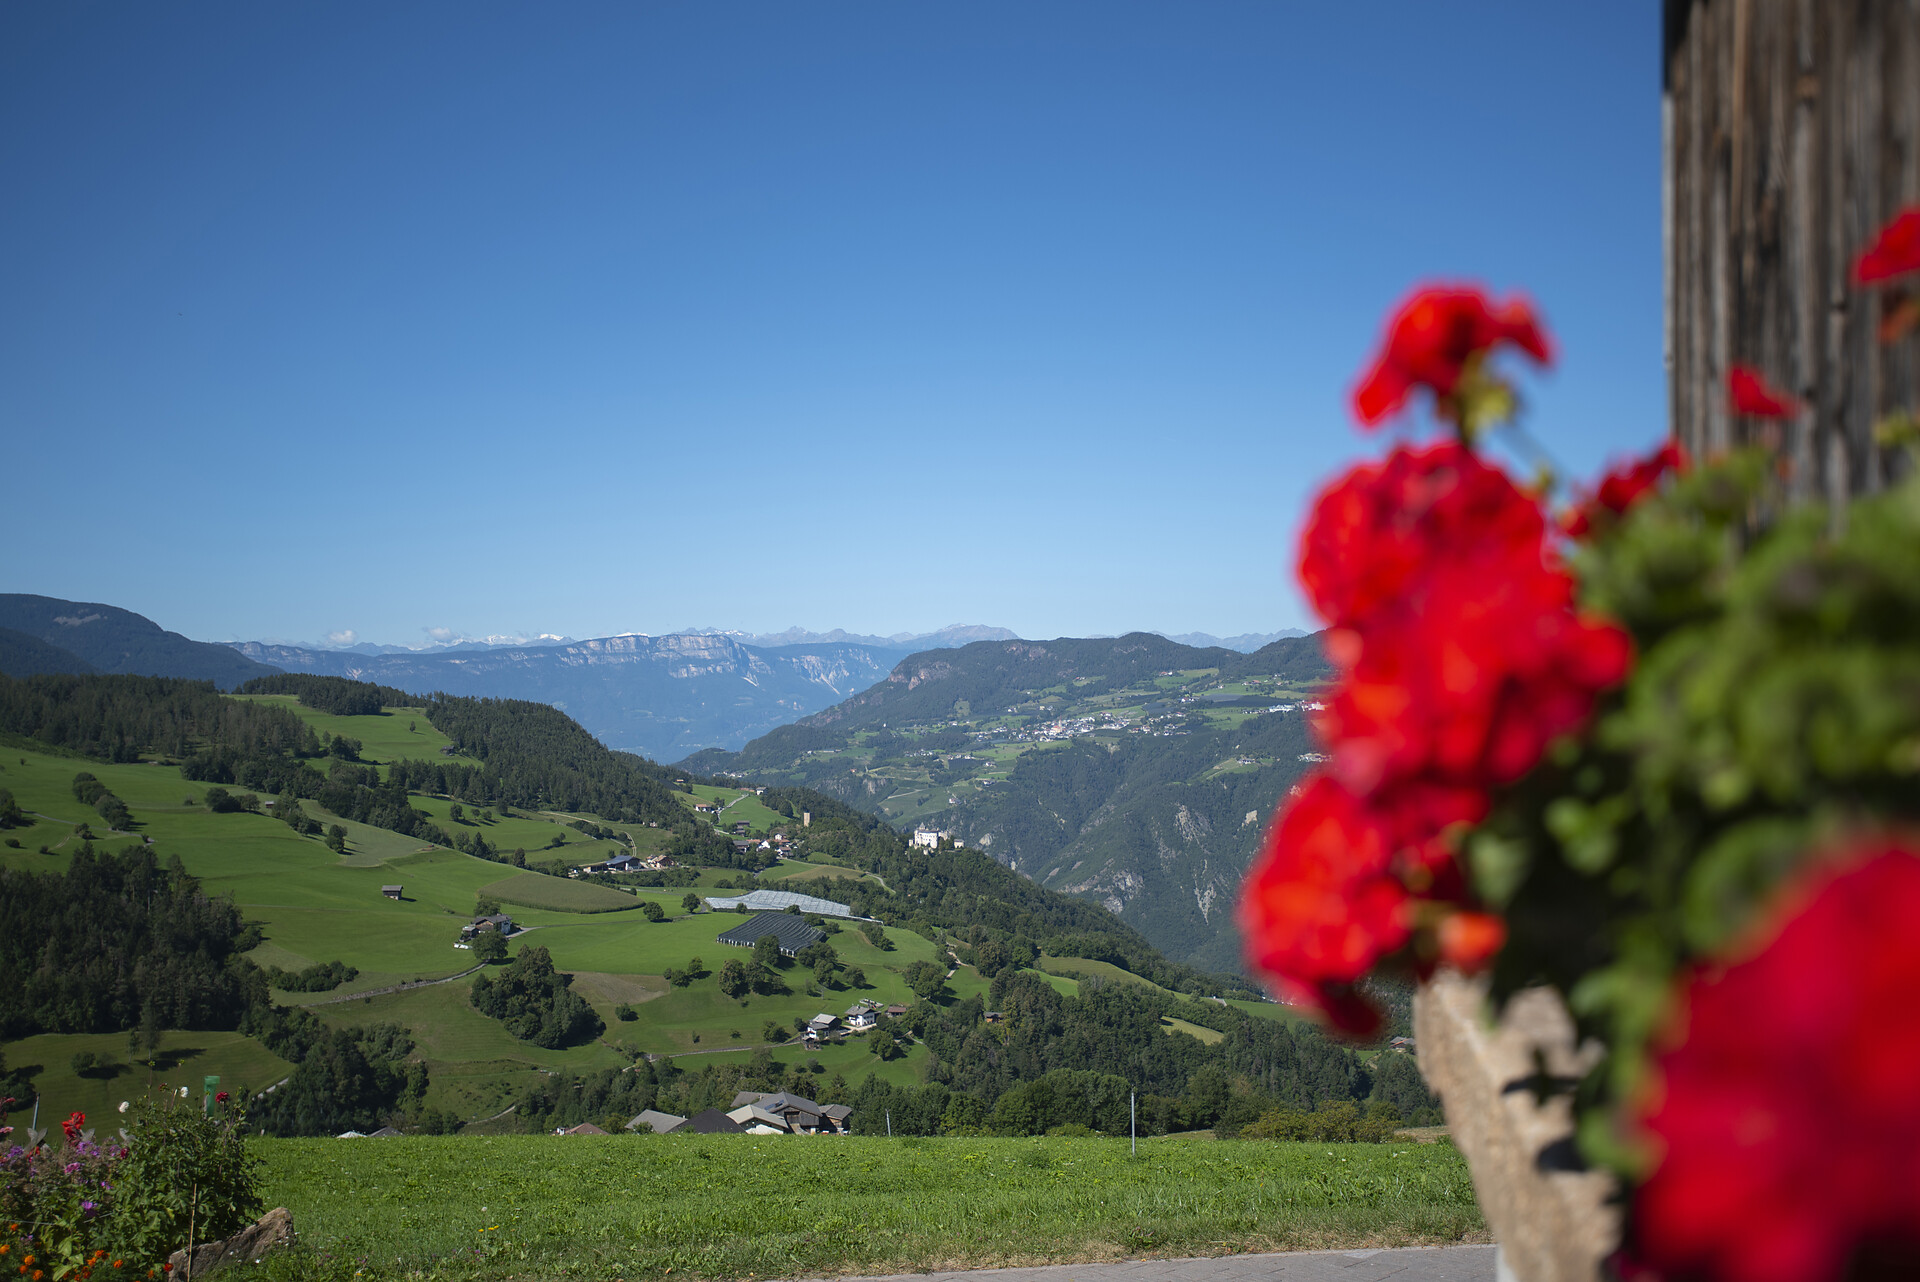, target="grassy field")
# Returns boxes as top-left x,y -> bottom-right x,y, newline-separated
1,1030 -> 295,1124
1039,955 -> 1180,997
478,871 -> 643,913
251,1133 -> 1484,1280
1162,1017 -> 1226,1046
231,695 -> 481,771
0,727 -> 1280,1137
